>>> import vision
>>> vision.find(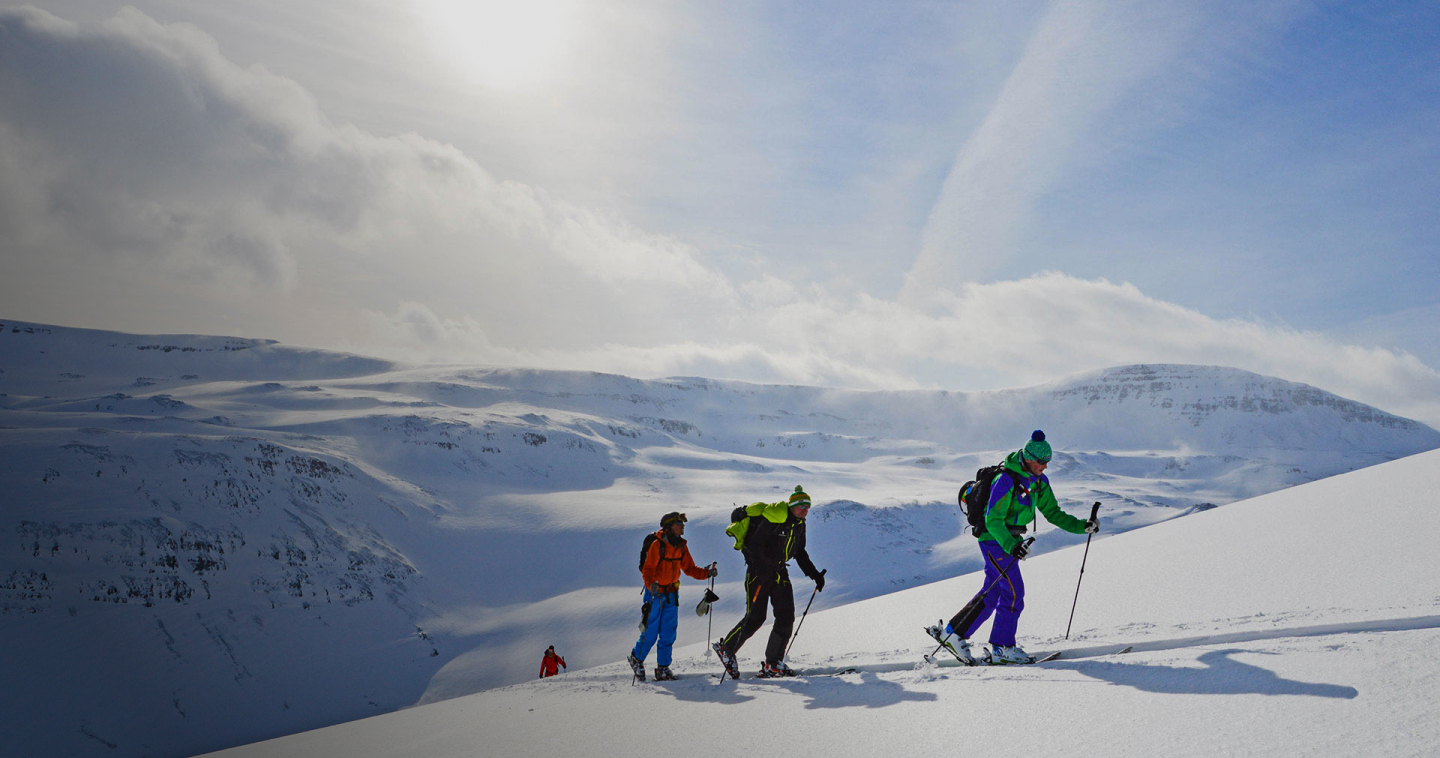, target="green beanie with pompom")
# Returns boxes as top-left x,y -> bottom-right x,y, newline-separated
1022,430 -> 1052,463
